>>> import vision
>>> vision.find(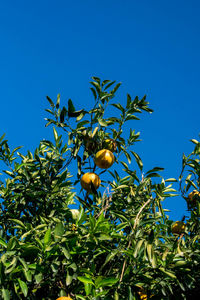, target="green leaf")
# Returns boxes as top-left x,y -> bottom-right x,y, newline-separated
96,277 -> 118,288
76,295 -> 87,300
165,178 -> 177,182
159,267 -> 177,279
130,151 -> 143,171
18,257 -> 28,271
77,276 -> 94,285
66,270 -> 73,286
125,114 -> 140,121
102,79 -> 111,86
24,269 -> 32,282
76,110 -> 86,121
45,108 -> 54,115
146,172 -> 161,178
76,120 -> 90,128
90,87 -> 97,100
0,133 -> 6,143
145,167 -> 164,175
0,238 -> 7,248
126,94 -> 131,108
92,126 -> 99,138
9,219 -> 25,229
92,76 -> 100,83
124,151 -> 131,164
4,257 -> 17,274
128,286 -> 134,300
18,279 -> 28,297
62,247 -> 71,259
2,289 -> 10,300
35,273 -> 43,284
54,222 -> 64,237
84,282 -> 92,296
190,139 -> 199,145
56,94 -> 60,109
112,82 -> 121,93
90,81 -> 101,95
3,170 -> 14,177
111,103 -> 125,113
46,96 -> 55,107
60,106 -> 67,123
68,99 -> 75,114
68,109 -> 85,118
53,127 -> 58,141
44,228 -> 51,245
104,80 -> 116,90
98,119 -> 108,127
134,239 -> 144,258
102,250 -> 118,268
